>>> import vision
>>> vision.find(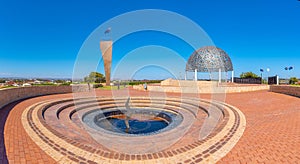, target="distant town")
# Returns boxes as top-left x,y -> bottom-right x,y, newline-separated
0,76 -> 164,90
0,78 -> 73,89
